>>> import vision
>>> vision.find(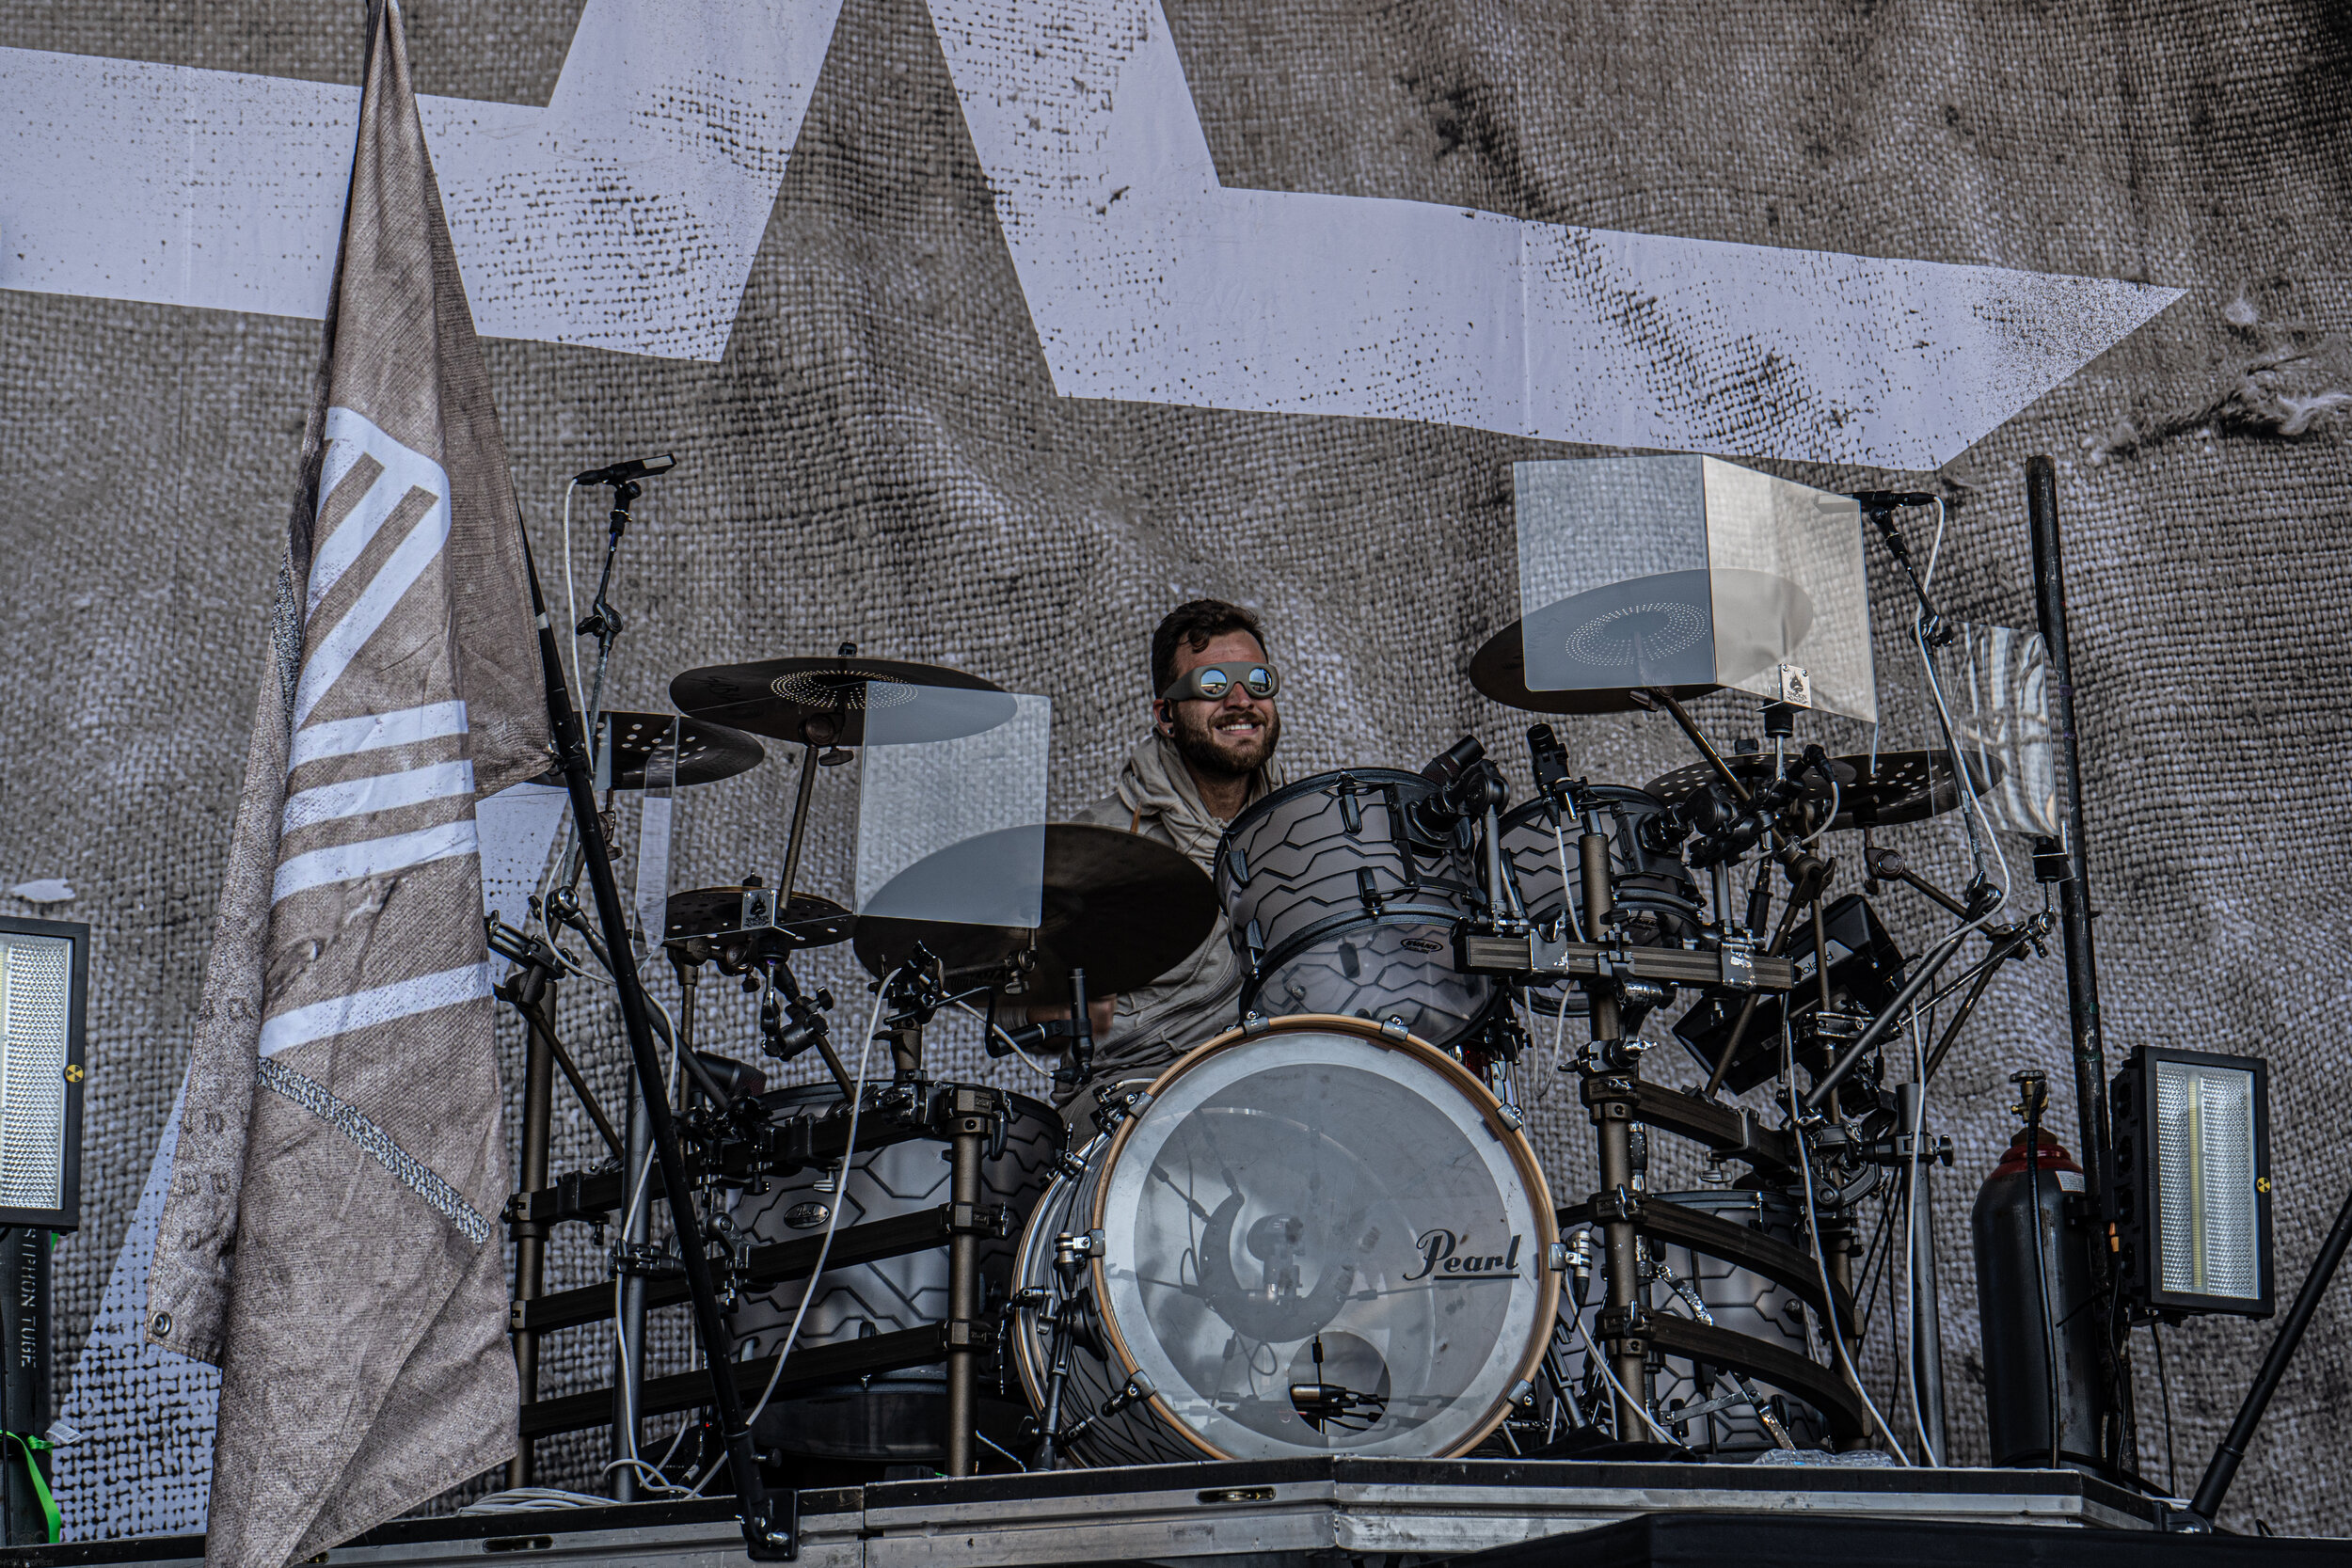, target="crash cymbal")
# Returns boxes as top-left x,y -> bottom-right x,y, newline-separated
852,824 -> 1218,1004
664,885 -> 854,949
670,655 -> 1009,749
1645,750 -> 2004,830
1470,621 -> 1720,716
